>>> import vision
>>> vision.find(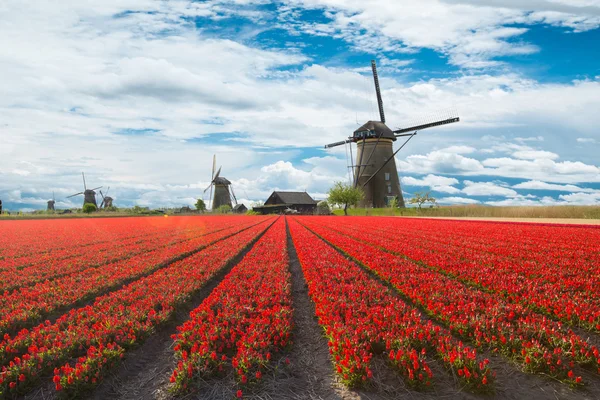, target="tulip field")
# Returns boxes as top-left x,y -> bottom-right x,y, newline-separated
1,216 -> 600,399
